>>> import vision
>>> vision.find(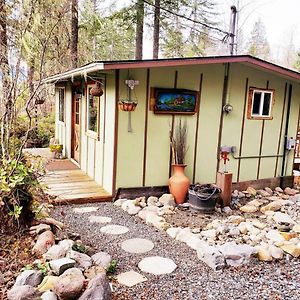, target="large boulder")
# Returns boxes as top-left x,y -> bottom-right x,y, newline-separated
68,250 -> 92,270
91,252 -> 112,269
38,276 -> 59,293
8,285 -> 41,300
32,230 -> 55,256
196,243 -> 225,271
14,270 -> 43,287
78,274 -> 112,300
43,244 -> 67,261
49,258 -> 76,275
53,268 -> 85,300
158,194 -> 175,207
